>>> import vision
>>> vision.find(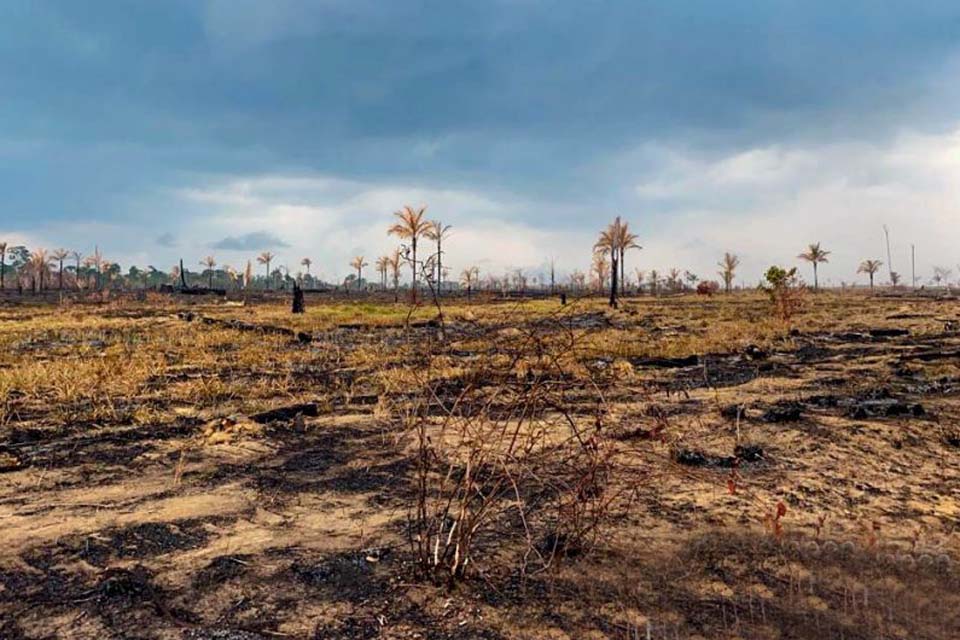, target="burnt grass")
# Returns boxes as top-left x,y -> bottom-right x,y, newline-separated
3,296 -> 960,638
